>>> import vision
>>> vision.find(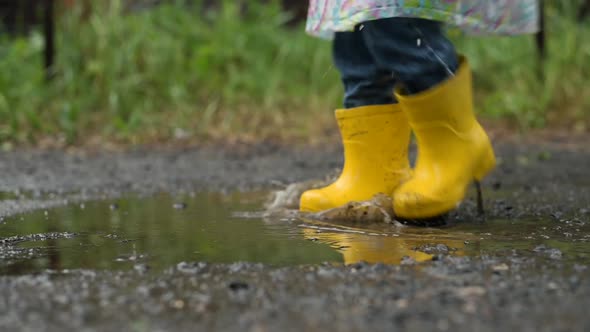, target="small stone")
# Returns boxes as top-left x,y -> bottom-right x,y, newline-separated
317,267 -> 337,277
134,264 -> 150,274
350,262 -> 367,271
492,263 -> 510,272
401,256 -> 417,265
548,249 -> 563,260
172,300 -> 185,309
533,244 -> 547,252
455,286 -> 487,297
435,244 -> 450,254
176,262 -> 205,274
492,181 -> 502,190
228,281 -> 249,291
463,301 -> 477,313
396,299 -> 408,309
